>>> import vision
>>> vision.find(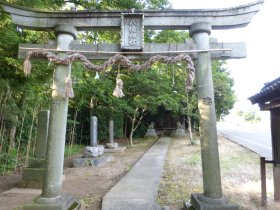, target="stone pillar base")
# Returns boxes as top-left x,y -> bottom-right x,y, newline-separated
73,155 -> 114,167
184,193 -> 238,210
104,146 -> 126,153
23,193 -> 76,210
